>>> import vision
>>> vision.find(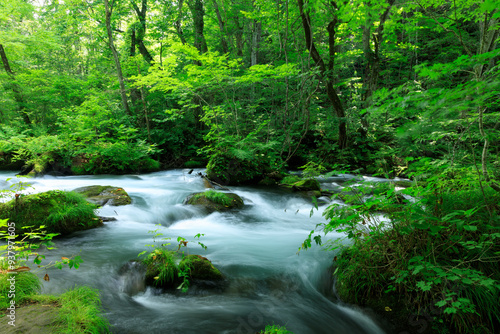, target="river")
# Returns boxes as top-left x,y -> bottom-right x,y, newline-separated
0,170 -> 386,334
